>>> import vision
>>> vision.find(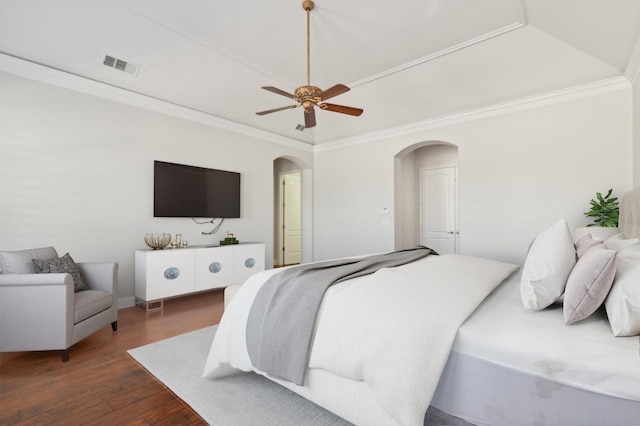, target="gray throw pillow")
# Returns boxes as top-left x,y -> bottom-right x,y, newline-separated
32,253 -> 88,292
